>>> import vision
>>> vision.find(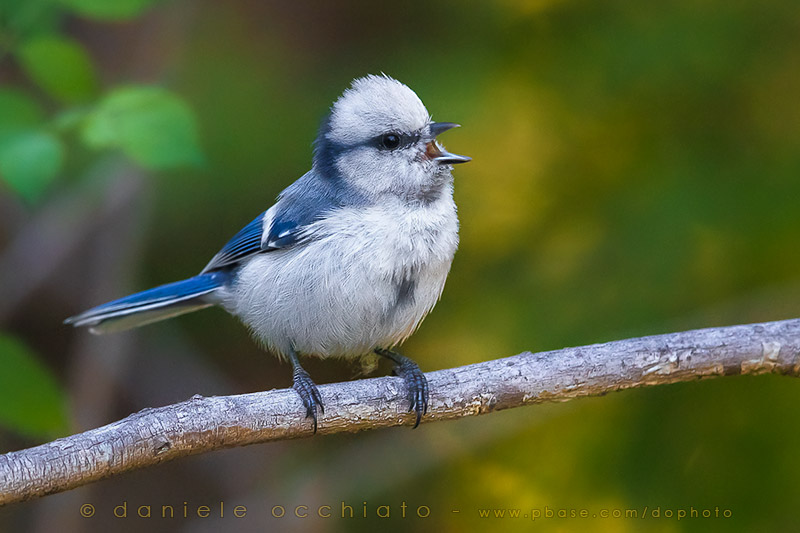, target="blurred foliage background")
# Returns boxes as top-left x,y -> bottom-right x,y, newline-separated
1,0 -> 800,531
